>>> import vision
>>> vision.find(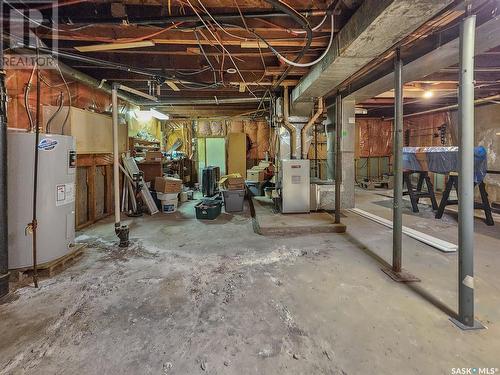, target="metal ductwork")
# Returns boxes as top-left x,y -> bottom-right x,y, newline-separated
13,48 -> 139,104
300,97 -> 324,159
282,86 -> 297,159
